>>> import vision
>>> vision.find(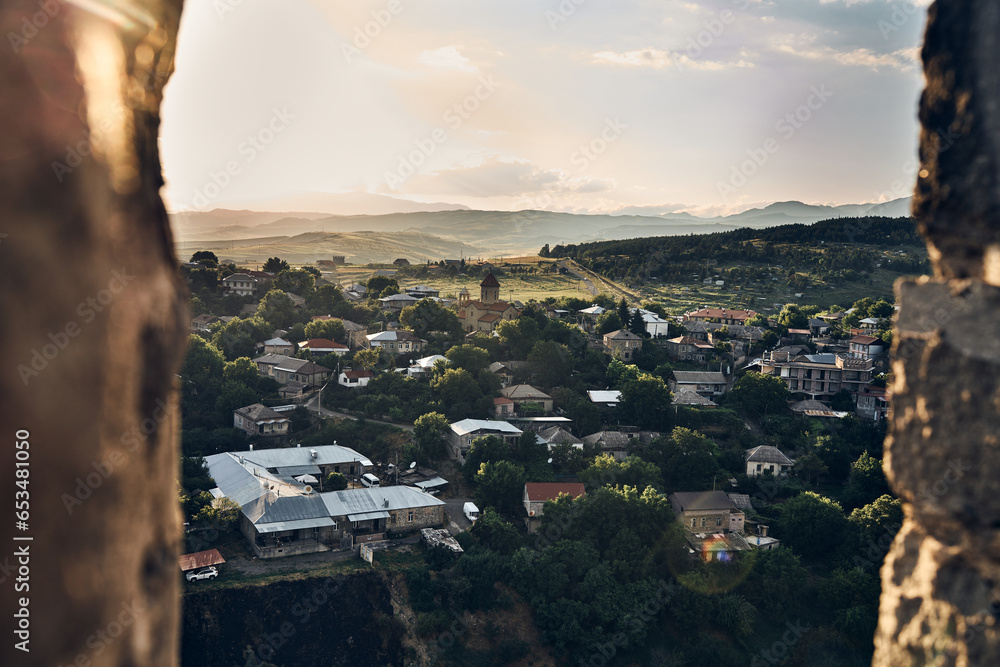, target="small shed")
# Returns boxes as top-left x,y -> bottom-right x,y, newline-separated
178,548 -> 226,572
